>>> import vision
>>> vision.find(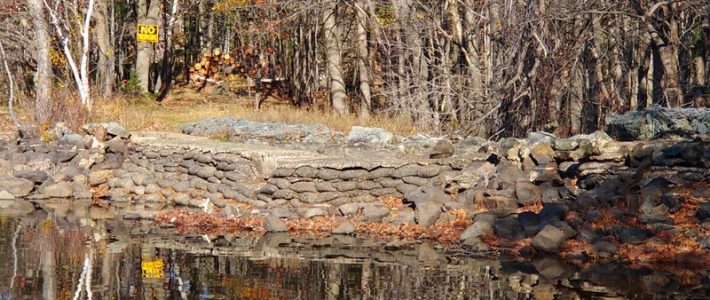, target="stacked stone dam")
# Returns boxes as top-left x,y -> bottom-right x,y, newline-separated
1,120 -> 709,256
